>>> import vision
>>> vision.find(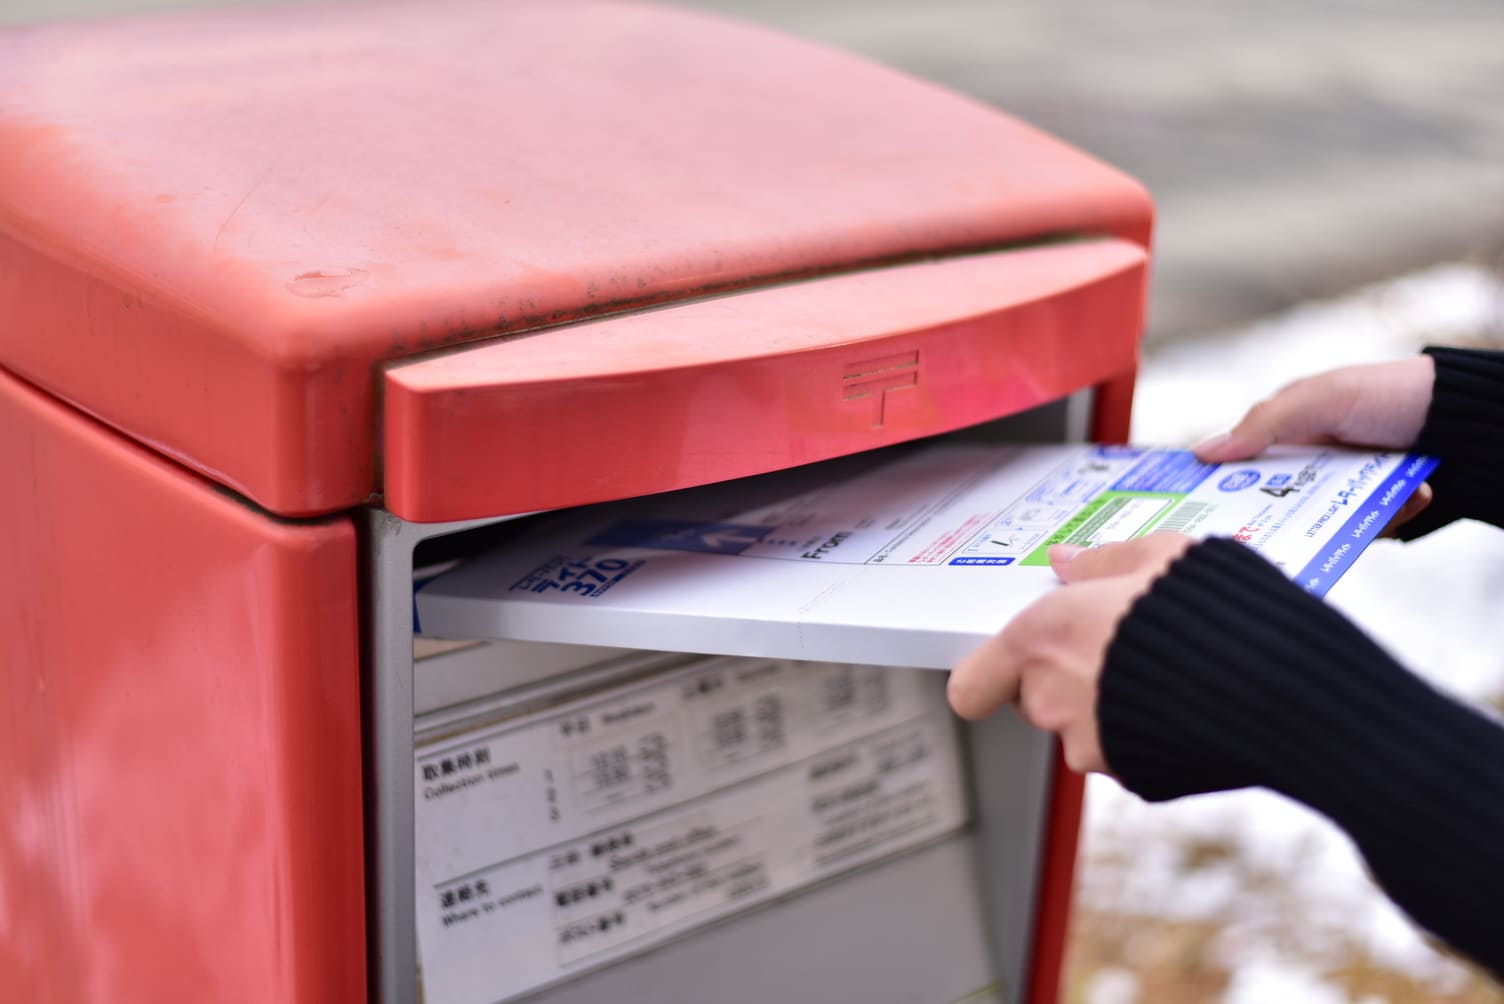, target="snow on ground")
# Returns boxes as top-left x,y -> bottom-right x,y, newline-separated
1131,263 -> 1504,447
1069,262 -> 1504,1004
